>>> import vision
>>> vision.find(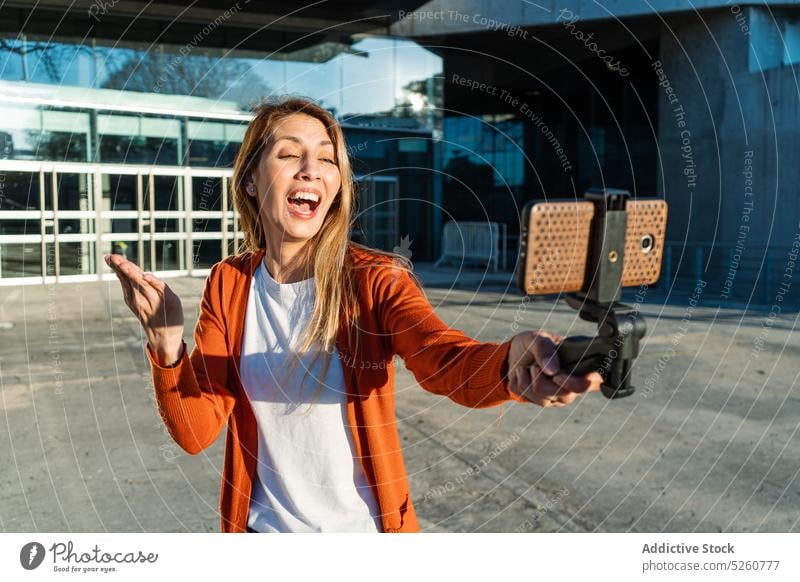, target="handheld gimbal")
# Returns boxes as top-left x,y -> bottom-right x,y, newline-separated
554,188 -> 648,399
